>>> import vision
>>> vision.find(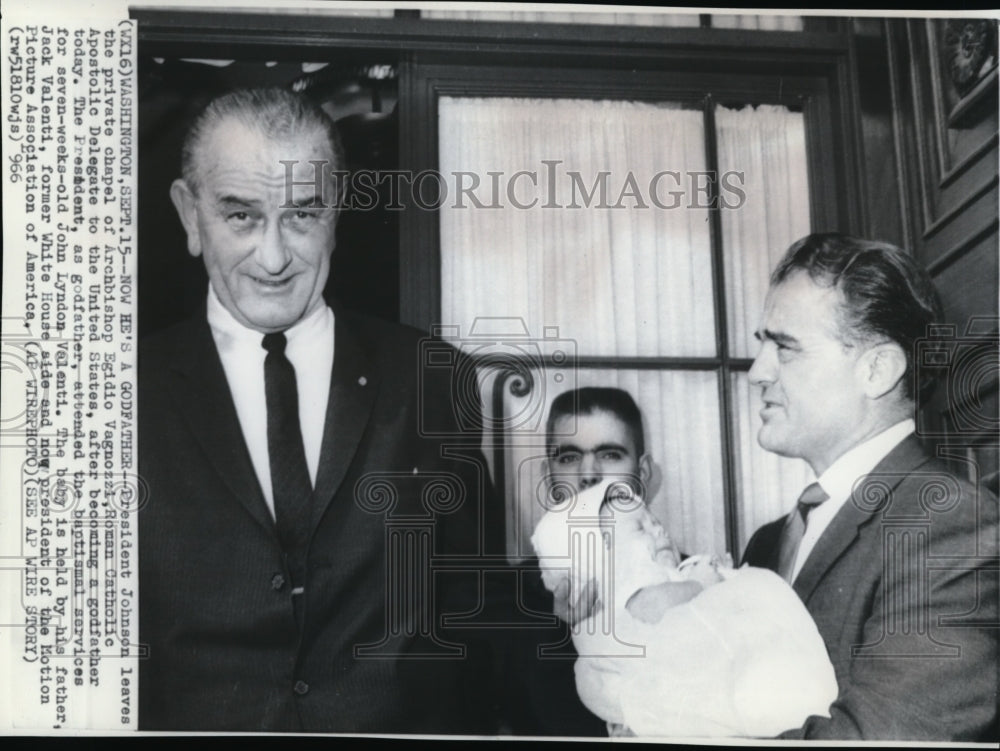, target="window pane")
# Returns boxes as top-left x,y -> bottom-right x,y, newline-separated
730,372 -> 814,553
439,96 -> 716,358
487,366 -> 725,561
716,104 -> 811,358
